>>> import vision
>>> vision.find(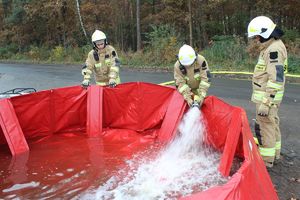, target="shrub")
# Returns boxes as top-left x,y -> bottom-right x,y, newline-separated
283,29 -> 300,42
0,44 -> 19,59
27,45 -> 41,61
202,35 -> 249,71
50,45 -> 65,62
287,55 -> 300,74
